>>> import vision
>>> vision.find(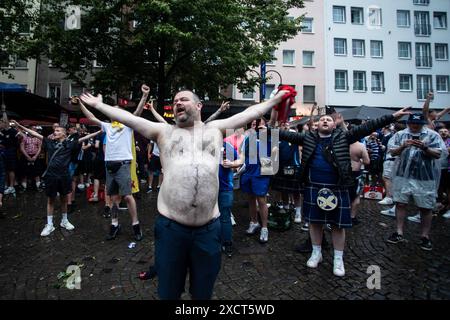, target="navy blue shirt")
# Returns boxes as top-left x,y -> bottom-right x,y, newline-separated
308,137 -> 338,185
219,142 -> 238,192
243,131 -> 272,176
278,139 -> 300,168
